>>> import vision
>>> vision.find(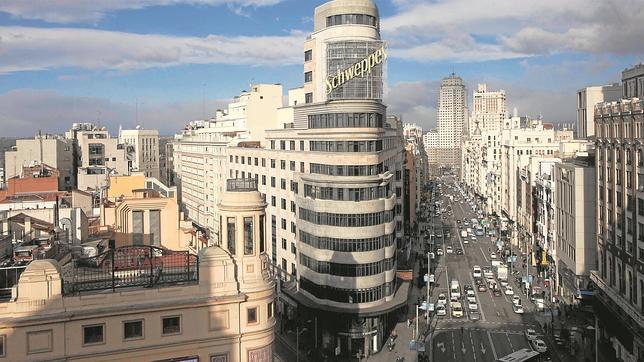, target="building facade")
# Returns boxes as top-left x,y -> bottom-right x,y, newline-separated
226,0 -> 407,357
435,73 -> 468,173
593,95 -> 644,362
0,179 -> 275,362
4,135 -> 75,191
119,128 -> 161,178
470,83 -> 506,134
554,159 -> 597,303
576,84 -> 621,139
